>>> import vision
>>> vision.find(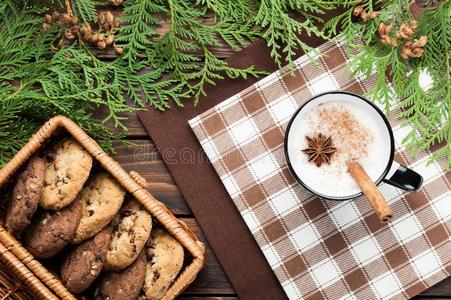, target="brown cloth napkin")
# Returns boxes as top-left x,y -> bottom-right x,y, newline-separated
138,33 -> 329,299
